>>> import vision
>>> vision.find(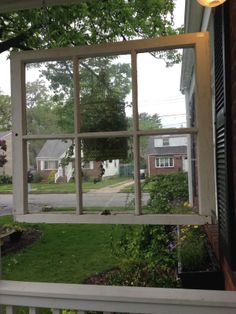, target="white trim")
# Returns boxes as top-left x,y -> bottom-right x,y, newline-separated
15,213 -> 212,225
155,157 -> 174,168
1,280 -> 236,313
